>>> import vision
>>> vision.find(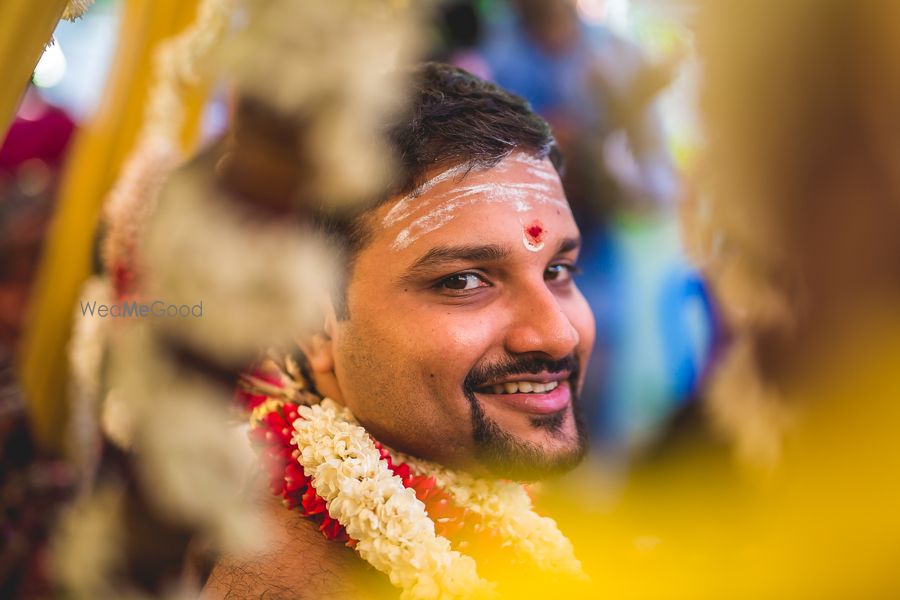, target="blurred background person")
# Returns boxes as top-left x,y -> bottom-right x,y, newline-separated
481,0 -> 679,223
